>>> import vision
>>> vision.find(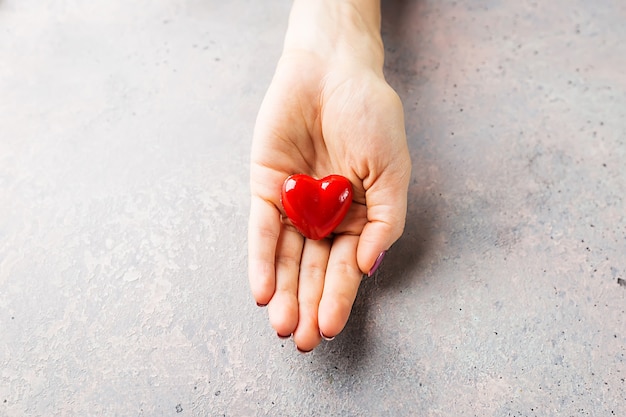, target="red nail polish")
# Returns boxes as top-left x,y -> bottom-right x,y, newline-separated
297,346 -> 312,354
277,332 -> 291,339
256,302 -> 267,307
